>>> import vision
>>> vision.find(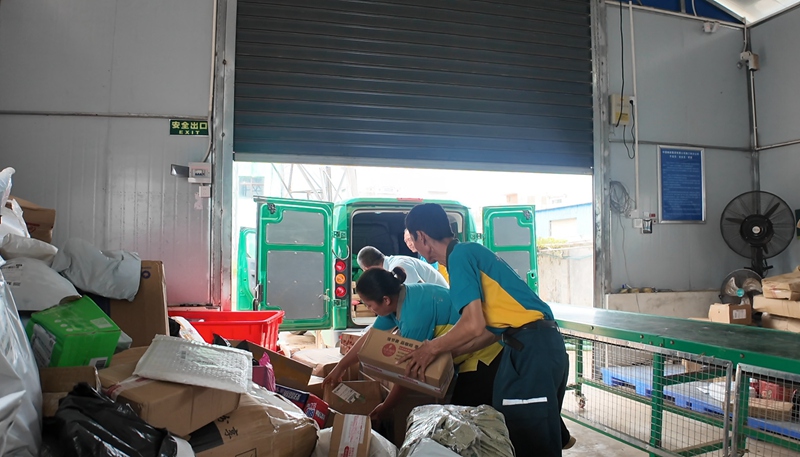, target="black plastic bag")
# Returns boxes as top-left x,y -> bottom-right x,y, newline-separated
47,383 -> 177,457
